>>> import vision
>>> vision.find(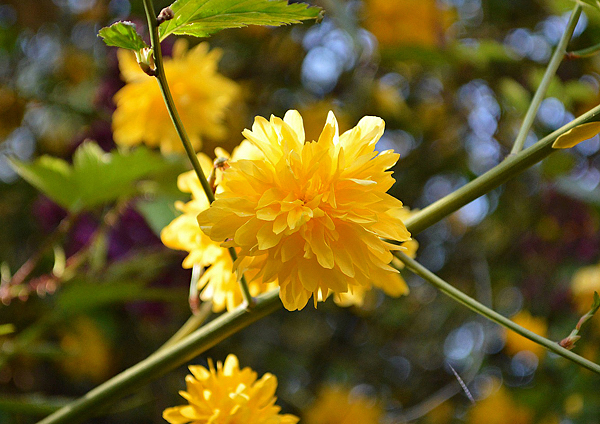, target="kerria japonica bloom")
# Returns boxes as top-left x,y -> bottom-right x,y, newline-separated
161,143 -> 277,312
113,40 -> 238,154
163,354 -> 298,424
197,110 -> 412,311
